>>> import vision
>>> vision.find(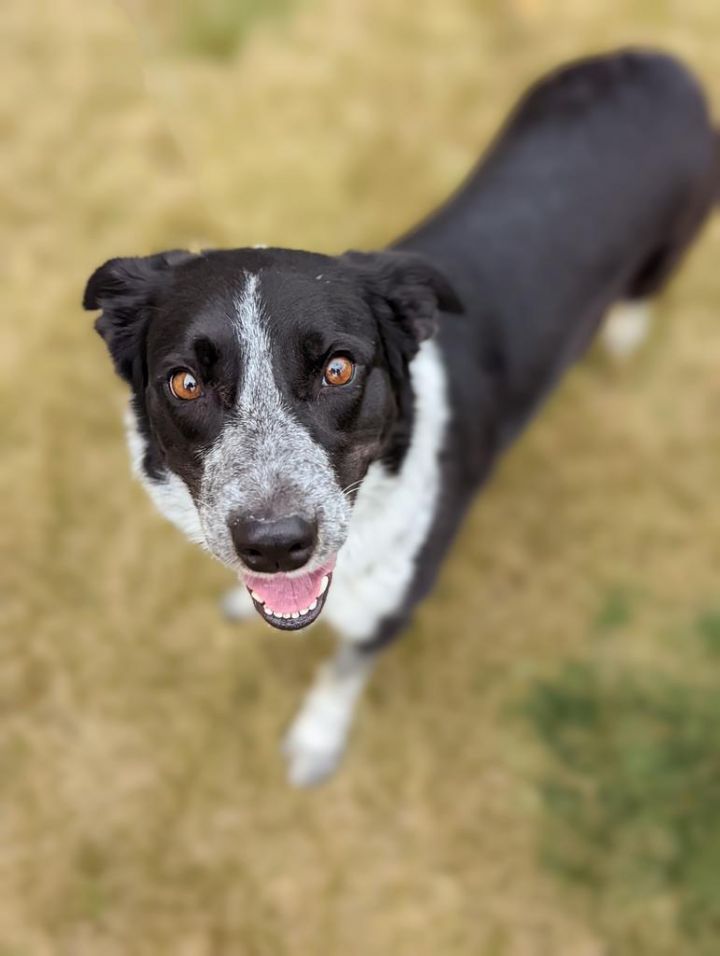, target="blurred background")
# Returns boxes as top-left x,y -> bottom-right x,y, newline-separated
2,1 -> 720,953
